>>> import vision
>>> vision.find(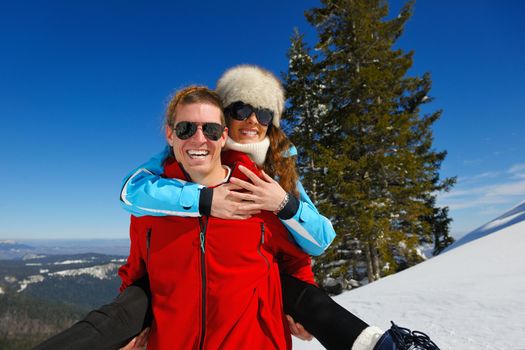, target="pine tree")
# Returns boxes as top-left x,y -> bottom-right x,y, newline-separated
422,196 -> 455,255
283,0 -> 455,287
283,29 -> 327,205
